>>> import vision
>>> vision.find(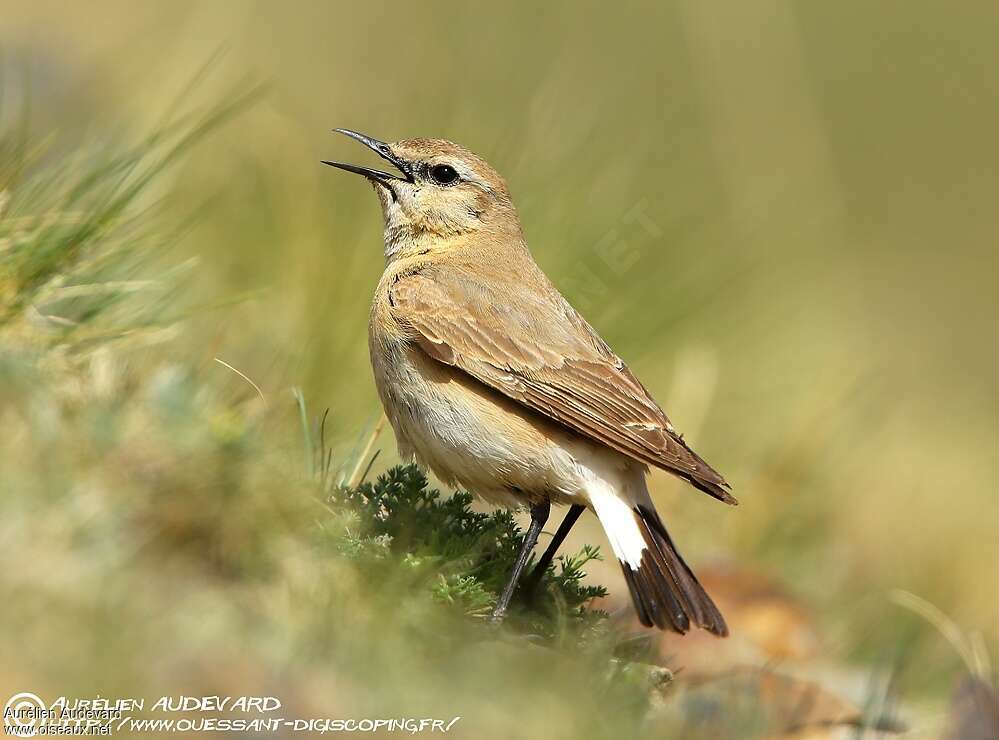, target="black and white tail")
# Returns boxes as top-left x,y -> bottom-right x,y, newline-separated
590,489 -> 727,636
